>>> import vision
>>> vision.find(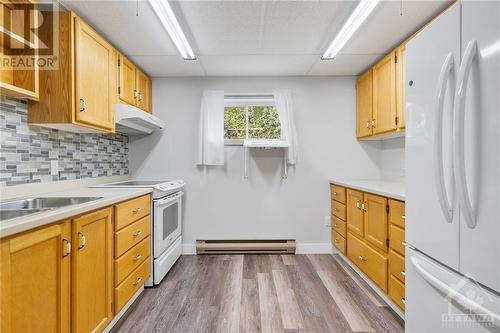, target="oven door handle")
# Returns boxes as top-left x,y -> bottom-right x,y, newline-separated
155,191 -> 184,207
